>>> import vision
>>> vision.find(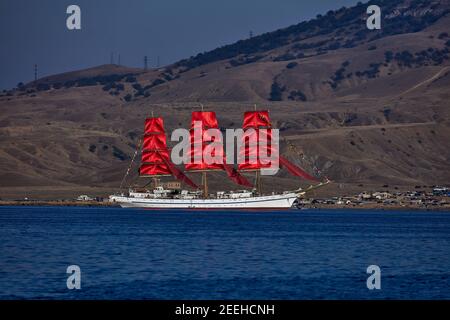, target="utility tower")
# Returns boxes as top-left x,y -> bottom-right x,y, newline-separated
34,64 -> 38,81
144,56 -> 148,70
